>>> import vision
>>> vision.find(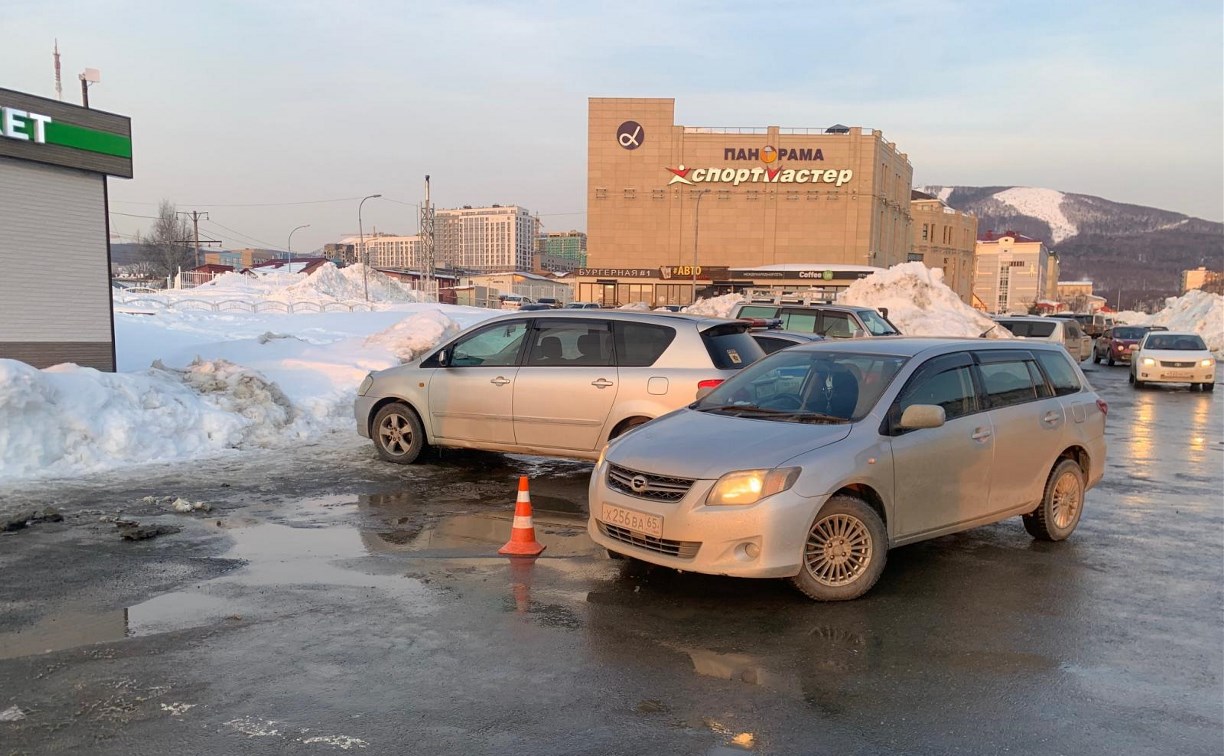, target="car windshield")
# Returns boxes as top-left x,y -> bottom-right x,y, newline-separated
694,349 -> 908,422
857,309 -> 900,336
1113,327 -> 1146,340
1145,334 -> 1206,351
997,320 -> 1056,337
